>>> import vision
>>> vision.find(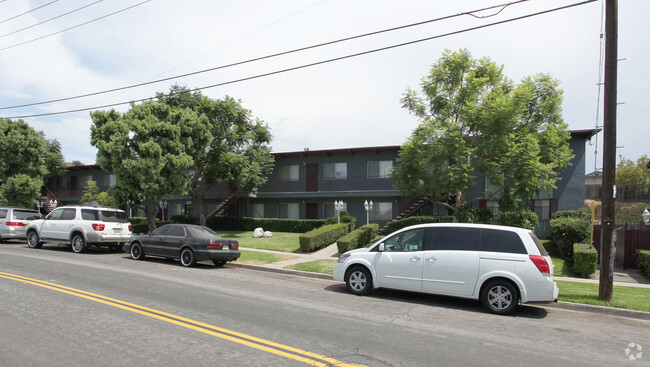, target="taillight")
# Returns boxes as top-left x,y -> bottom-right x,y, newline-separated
5,222 -> 25,226
128,225 -> 132,232
92,223 -> 105,231
529,255 -> 550,275
232,242 -> 239,250
207,243 -> 222,249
